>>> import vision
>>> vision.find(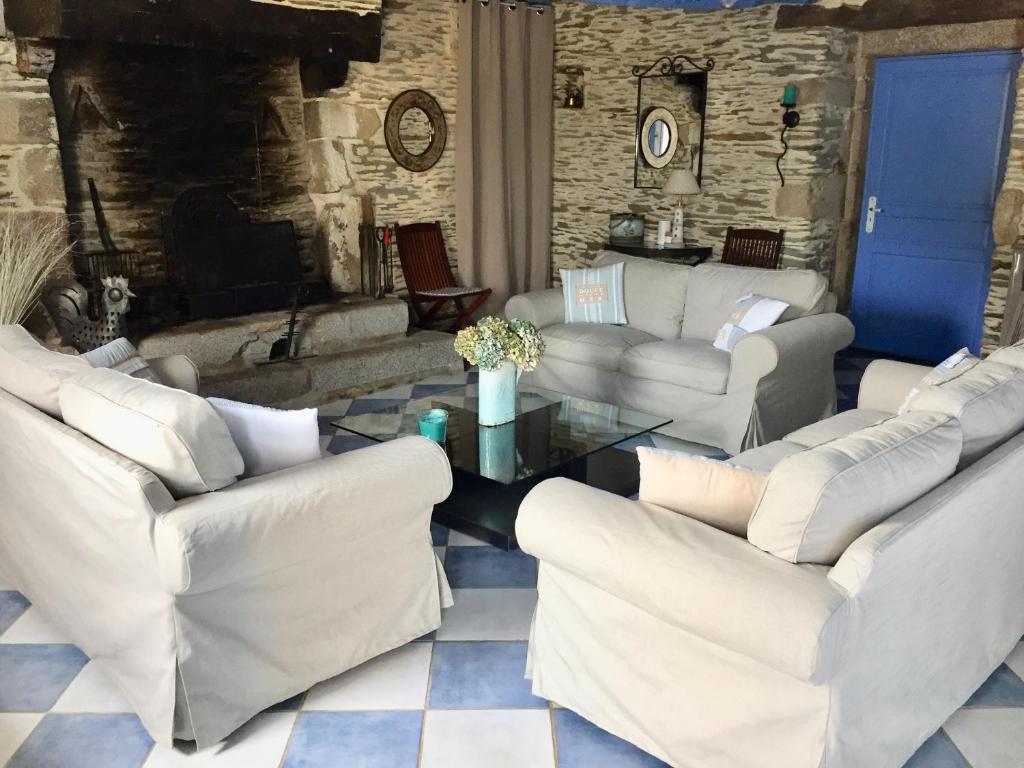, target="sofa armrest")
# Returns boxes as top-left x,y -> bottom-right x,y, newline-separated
149,355 -> 200,394
153,436 -> 452,594
856,359 -> 931,414
517,478 -> 849,683
505,288 -> 564,329
728,313 -> 855,392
